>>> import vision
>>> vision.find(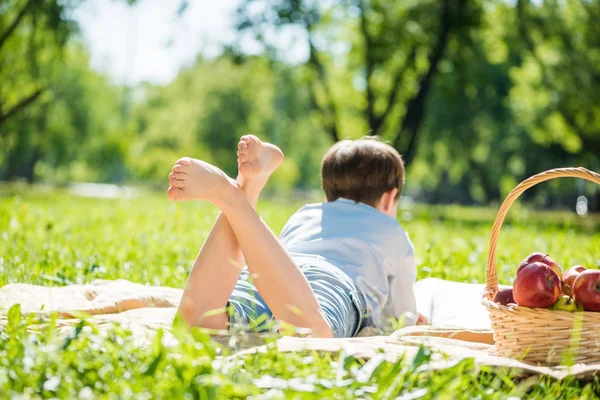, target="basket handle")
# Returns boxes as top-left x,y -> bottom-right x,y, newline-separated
485,167 -> 600,299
